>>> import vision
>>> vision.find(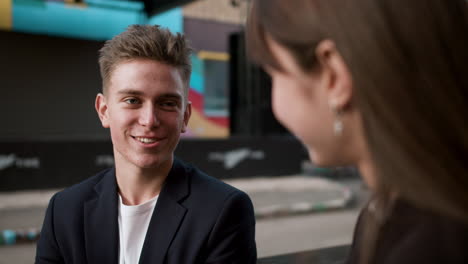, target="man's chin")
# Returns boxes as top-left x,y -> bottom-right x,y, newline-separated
135,160 -> 163,169
133,156 -> 172,170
